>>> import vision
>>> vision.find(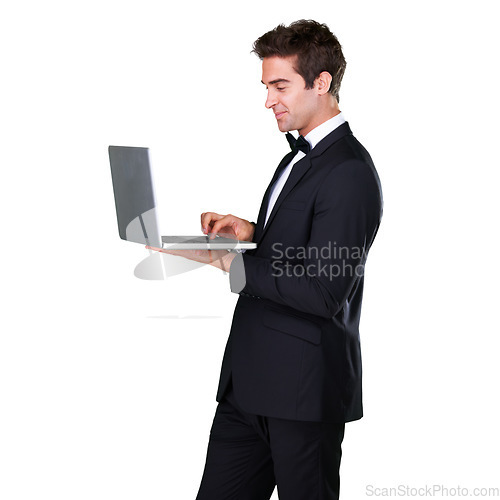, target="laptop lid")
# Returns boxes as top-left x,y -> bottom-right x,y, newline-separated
108,146 -> 162,248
